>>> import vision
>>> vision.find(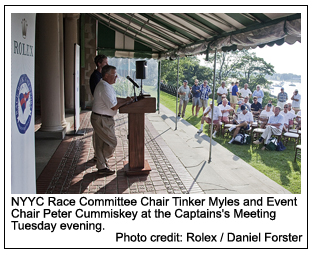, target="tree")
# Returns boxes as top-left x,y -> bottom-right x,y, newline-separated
201,49 -> 275,90
161,56 -> 213,87
201,50 -> 246,85
236,50 -> 275,91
